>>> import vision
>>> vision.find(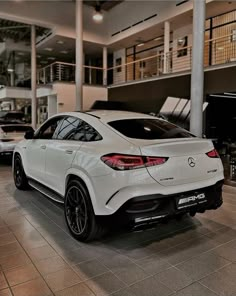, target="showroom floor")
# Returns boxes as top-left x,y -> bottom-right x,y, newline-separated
0,160 -> 236,296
